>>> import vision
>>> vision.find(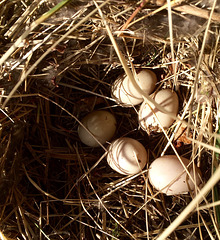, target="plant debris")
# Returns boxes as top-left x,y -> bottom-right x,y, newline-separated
0,0 -> 219,239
